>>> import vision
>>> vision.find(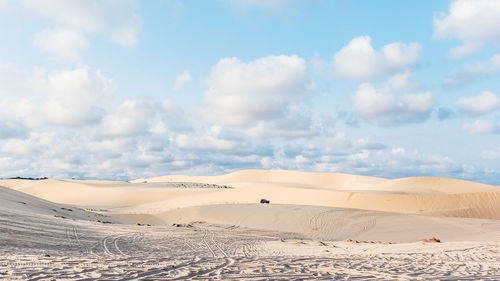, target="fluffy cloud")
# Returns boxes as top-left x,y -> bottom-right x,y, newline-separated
173,70 -> 192,91
353,73 -> 434,125
0,66 -> 115,127
202,55 -> 310,126
33,29 -> 88,62
456,91 -> 500,115
323,132 -> 386,153
87,138 -> 133,157
22,0 -> 140,46
159,99 -> 192,133
445,53 -> 500,85
332,36 -> 421,80
463,120 -> 500,134
176,134 -> 238,151
42,67 -> 116,126
45,68 -> 115,105
245,118 -> 316,139
100,99 -> 158,137
0,138 -> 37,155
242,105 -> 317,139
261,138 -> 462,180
434,0 -> 500,57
